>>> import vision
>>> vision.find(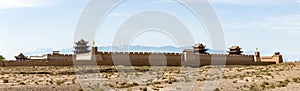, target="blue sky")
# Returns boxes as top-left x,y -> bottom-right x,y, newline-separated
0,0 -> 300,61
